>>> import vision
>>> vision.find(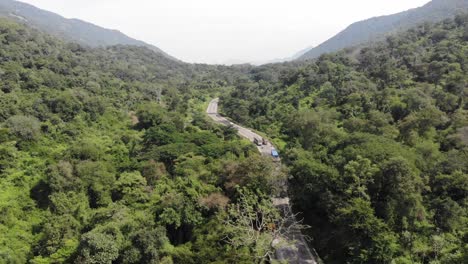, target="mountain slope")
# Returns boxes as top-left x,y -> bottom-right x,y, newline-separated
0,16 -> 286,263
0,0 -> 175,60
221,14 -> 468,263
298,0 -> 468,60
